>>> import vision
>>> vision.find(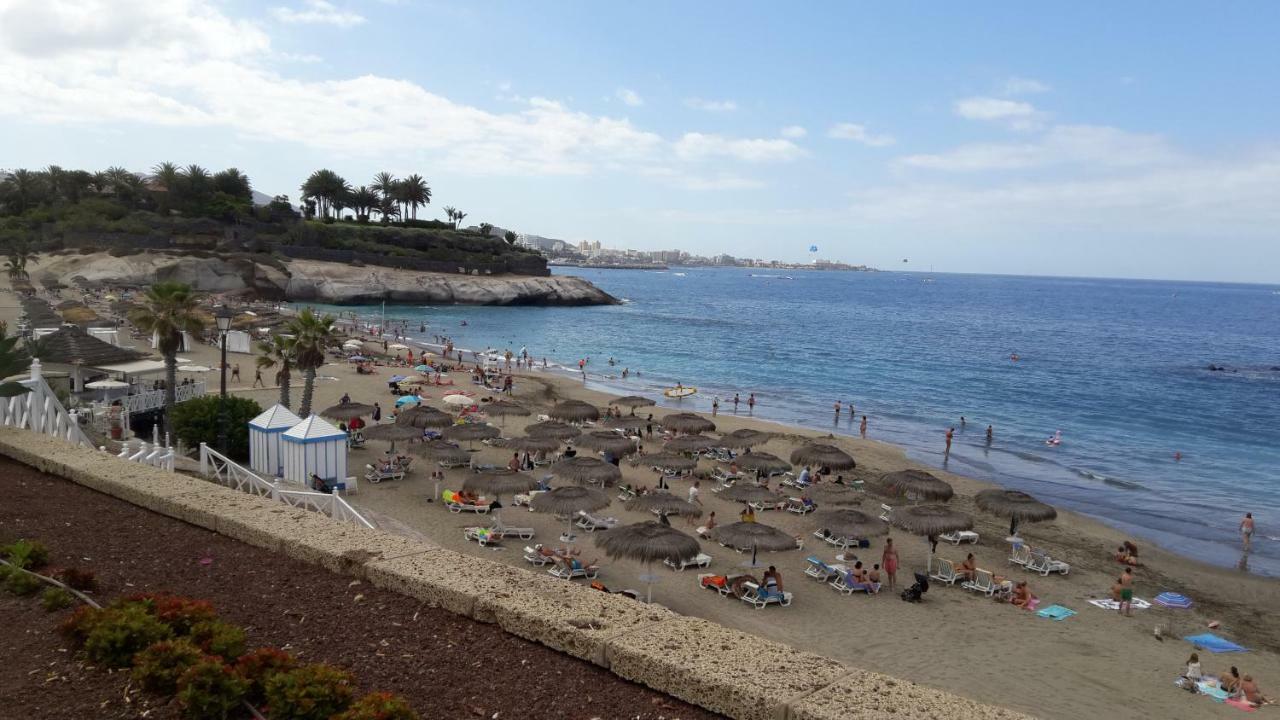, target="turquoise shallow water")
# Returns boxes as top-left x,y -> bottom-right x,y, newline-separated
305,268 -> 1280,575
